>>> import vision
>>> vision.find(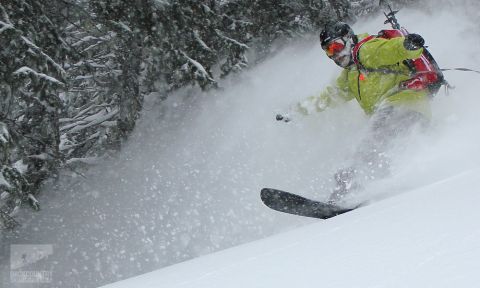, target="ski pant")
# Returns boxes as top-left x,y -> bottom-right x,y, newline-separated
329,105 -> 428,203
